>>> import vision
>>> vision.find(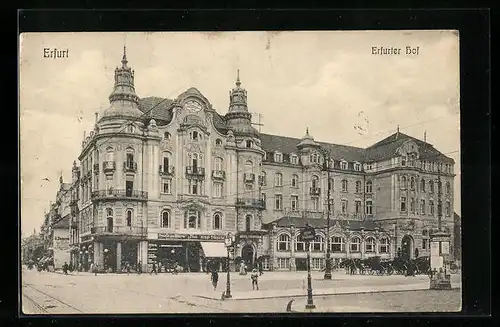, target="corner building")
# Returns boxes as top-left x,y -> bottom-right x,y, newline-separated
74,49 -> 456,273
